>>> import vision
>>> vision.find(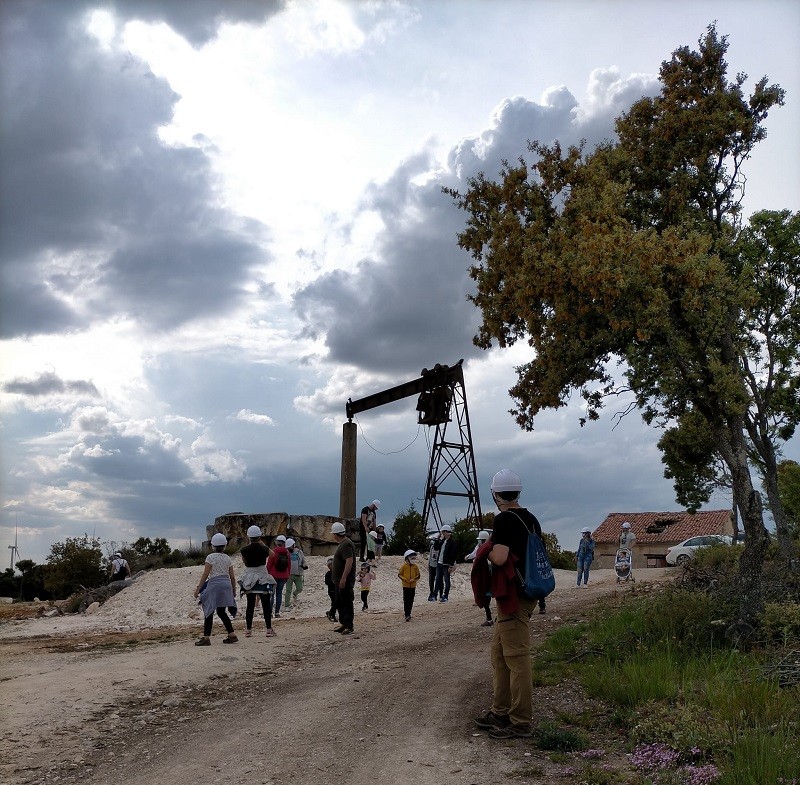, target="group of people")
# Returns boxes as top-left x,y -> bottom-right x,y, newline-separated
193,526 -> 308,645
192,475 -> 612,748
